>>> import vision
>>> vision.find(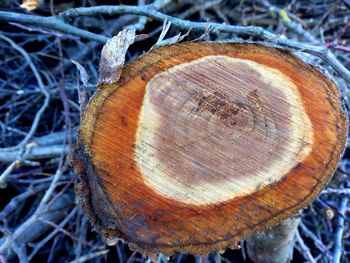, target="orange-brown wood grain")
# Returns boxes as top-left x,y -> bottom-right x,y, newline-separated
73,42 -> 348,256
